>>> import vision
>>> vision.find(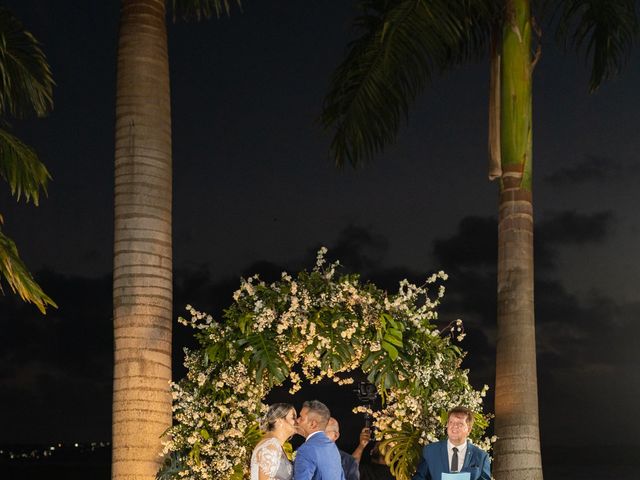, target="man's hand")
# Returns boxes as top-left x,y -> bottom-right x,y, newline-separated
359,427 -> 371,448
352,427 -> 371,463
